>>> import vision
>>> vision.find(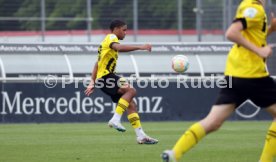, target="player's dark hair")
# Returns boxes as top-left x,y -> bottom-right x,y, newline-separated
109,20 -> 126,31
